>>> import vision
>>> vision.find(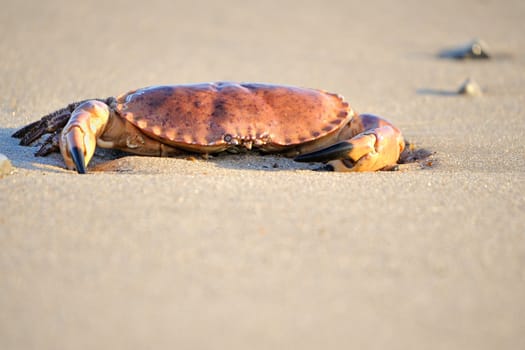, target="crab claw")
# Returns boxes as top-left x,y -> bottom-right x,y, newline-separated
62,127 -> 89,173
294,141 -> 354,163
295,114 -> 405,172
59,100 -> 109,174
